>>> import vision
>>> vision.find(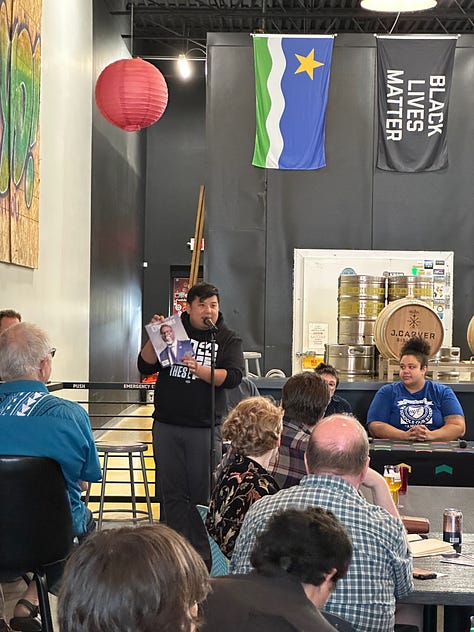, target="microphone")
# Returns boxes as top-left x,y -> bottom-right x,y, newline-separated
203,317 -> 218,332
